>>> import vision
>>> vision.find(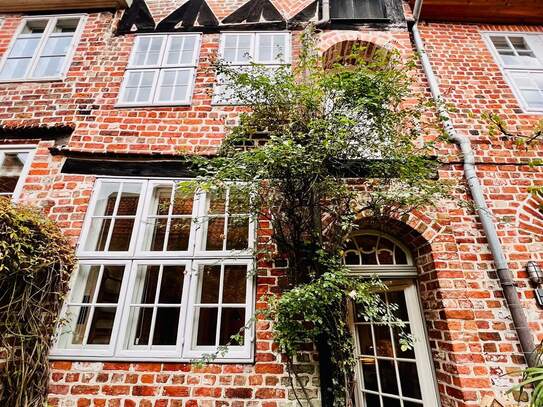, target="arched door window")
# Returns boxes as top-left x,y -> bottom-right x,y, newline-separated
346,232 -> 440,407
